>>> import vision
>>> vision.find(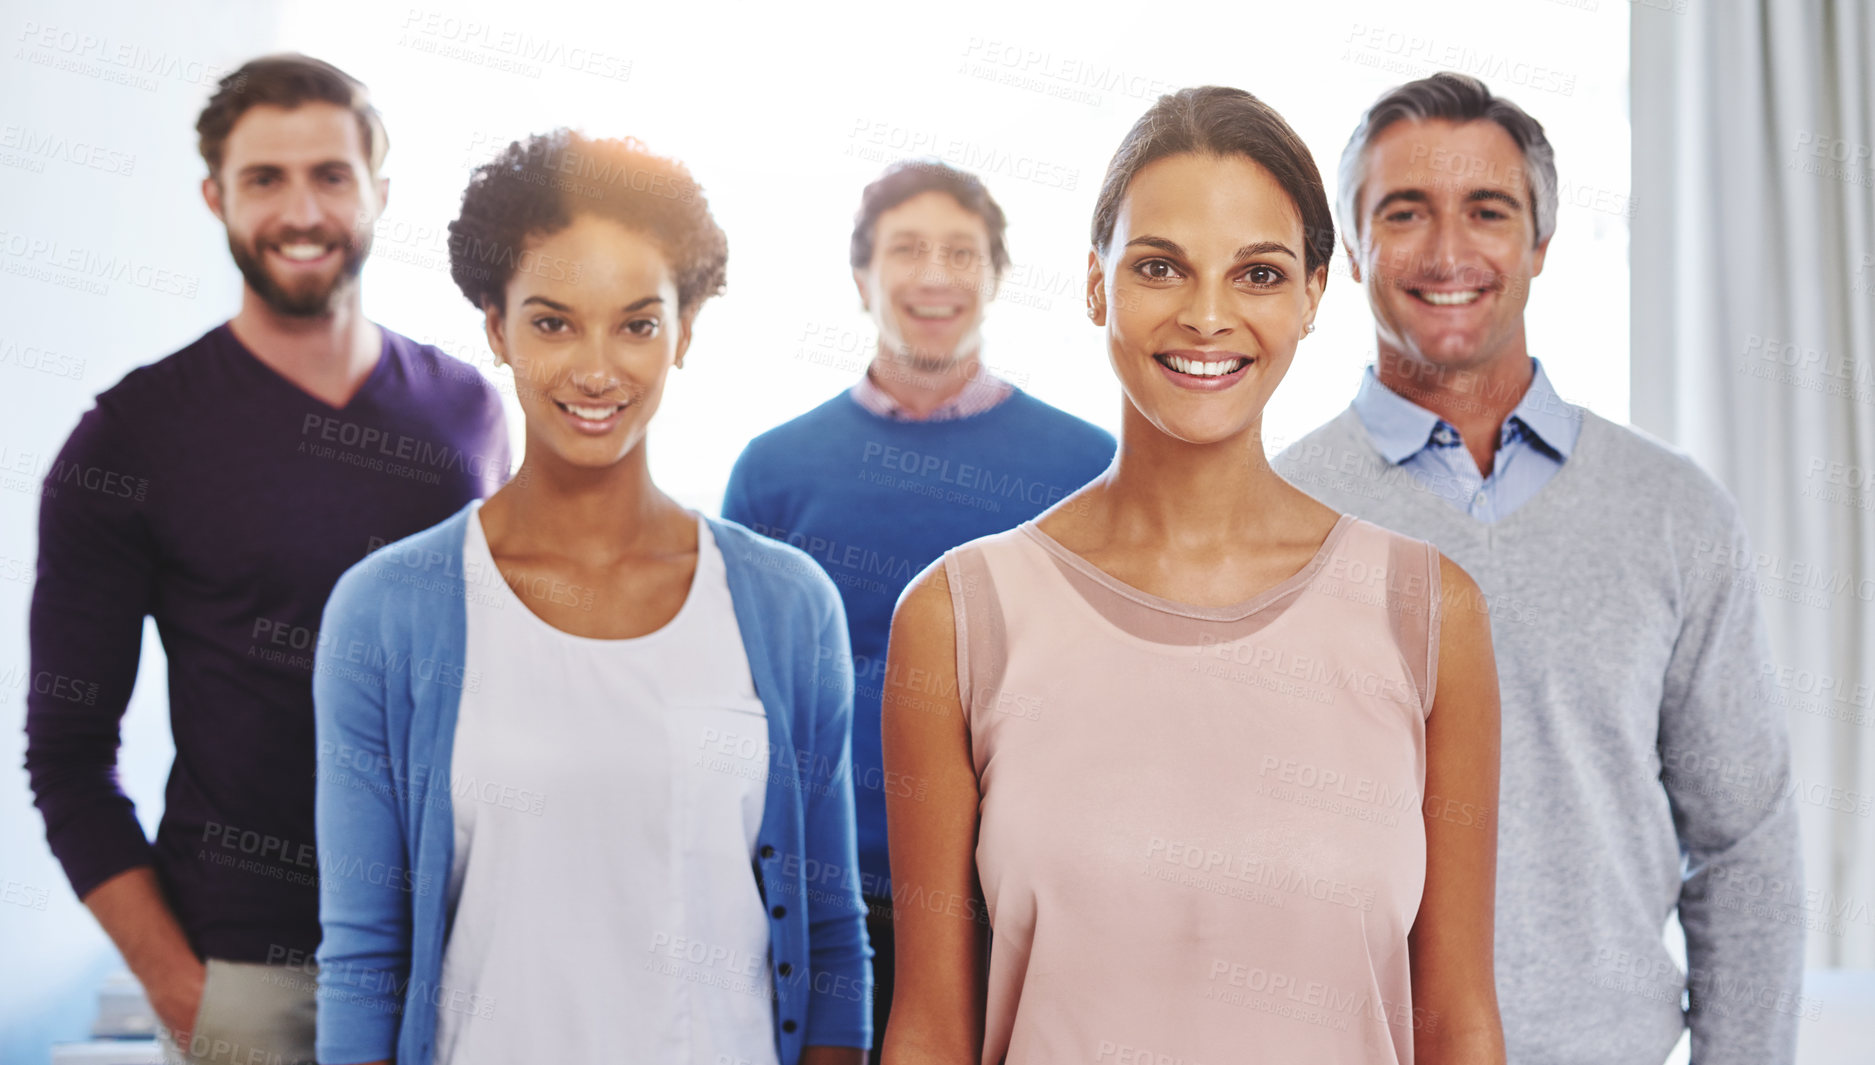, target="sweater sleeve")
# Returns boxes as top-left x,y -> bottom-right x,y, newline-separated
1658,501 -> 1804,1065
800,589 -> 874,1048
24,403 -> 159,902
313,562 -> 413,1064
